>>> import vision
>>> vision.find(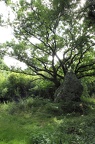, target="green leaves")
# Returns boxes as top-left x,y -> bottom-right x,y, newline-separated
2,0 -> 95,86
5,0 -> 12,5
